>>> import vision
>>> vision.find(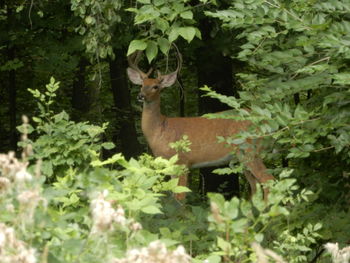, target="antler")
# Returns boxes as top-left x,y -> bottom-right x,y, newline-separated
172,43 -> 182,74
156,43 -> 183,80
127,51 -> 153,79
